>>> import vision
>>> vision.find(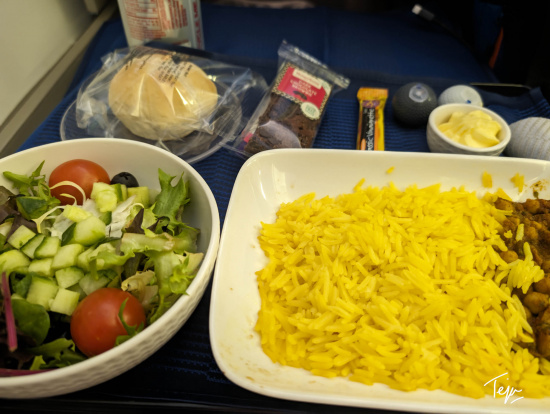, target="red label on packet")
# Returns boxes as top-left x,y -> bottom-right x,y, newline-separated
275,64 -> 330,120
243,132 -> 253,143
